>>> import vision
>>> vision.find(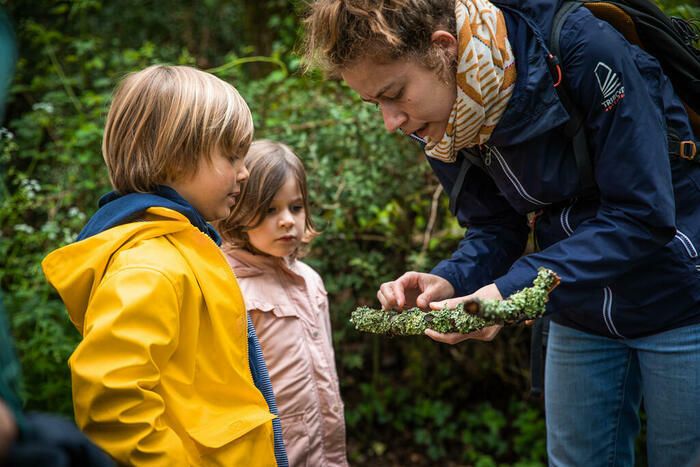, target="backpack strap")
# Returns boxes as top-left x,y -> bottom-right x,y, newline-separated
668,130 -> 699,162
551,0 -> 583,62
449,149 -> 484,215
550,0 -> 597,194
